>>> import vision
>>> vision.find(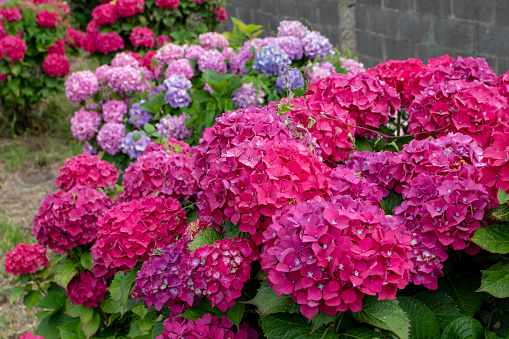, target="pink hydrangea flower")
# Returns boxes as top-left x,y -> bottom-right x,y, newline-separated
130,26 -> 155,48
70,108 -> 102,141
155,0 -> 179,9
5,243 -> 49,276
111,51 -> 141,68
97,122 -> 125,155
305,61 -> 335,84
197,49 -> 227,74
19,334 -> 45,339
165,58 -> 194,79
67,270 -> 108,307
340,56 -> 365,74
185,44 -> 205,59
107,65 -> 145,94
0,36 -> 27,62
42,54 -> 70,77
155,43 -> 185,66
55,153 -> 118,190
102,99 -> 127,123
65,71 -> 99,104
115,0 -> 144,17
199,32 -> 229,49
91,3 -> 117,25
94,64 -> 111,83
